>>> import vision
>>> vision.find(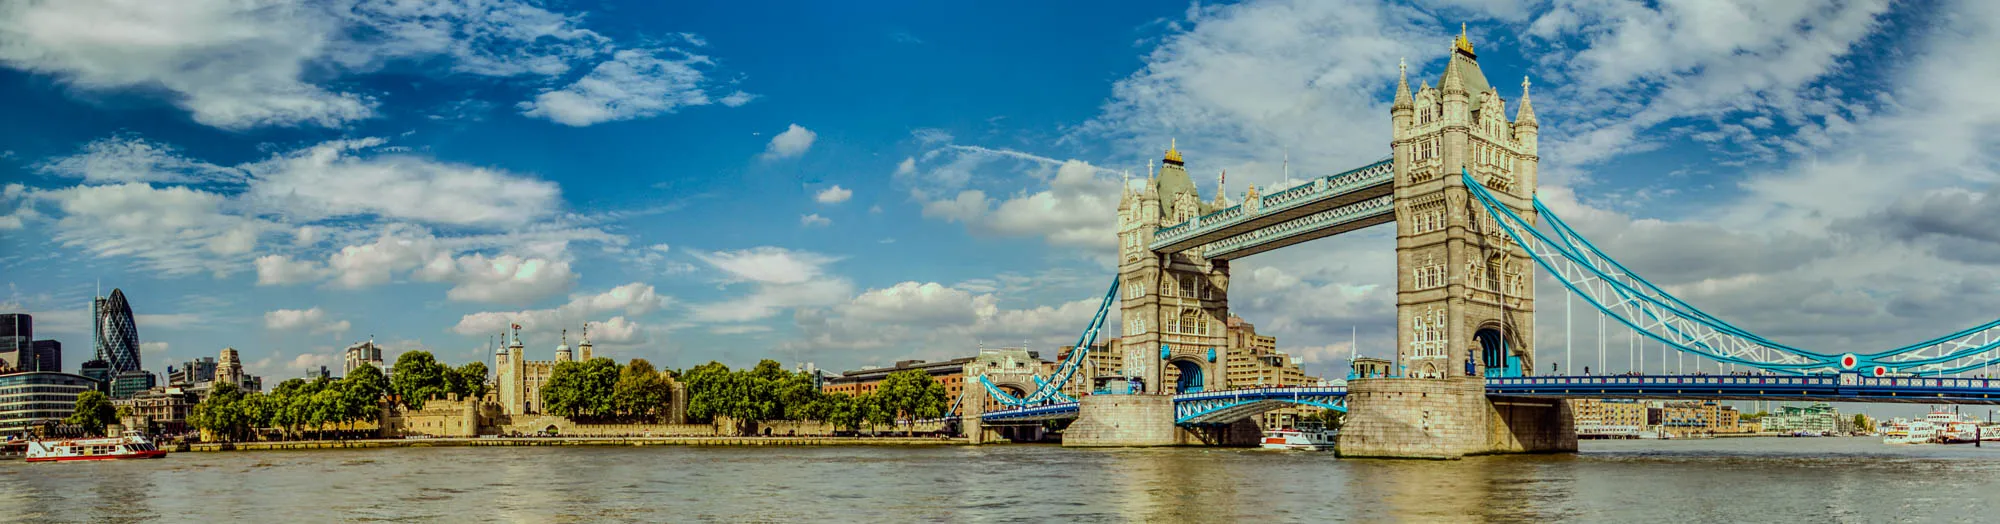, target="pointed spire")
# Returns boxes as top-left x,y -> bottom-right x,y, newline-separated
1215,169 -> 1228,206
1516,76 -> 1538,126
580,322 -> 591,345
1443,54 -> 1466,94
1454,23 -> 1475,57
1393,57 -> 1412,109
1164,138 -> 1183,165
